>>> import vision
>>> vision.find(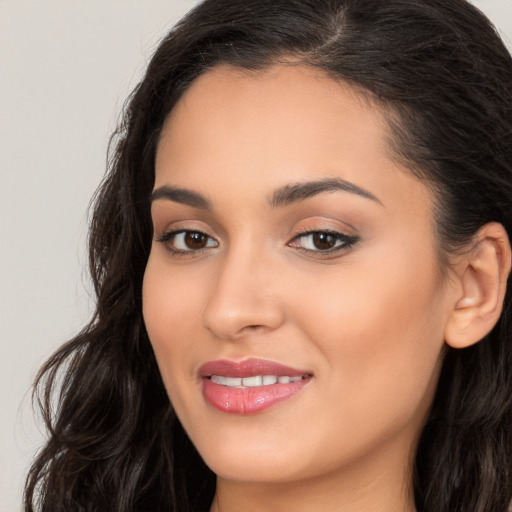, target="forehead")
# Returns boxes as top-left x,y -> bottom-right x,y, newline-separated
159,64 -> 387,153
155,63 -> 432,220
